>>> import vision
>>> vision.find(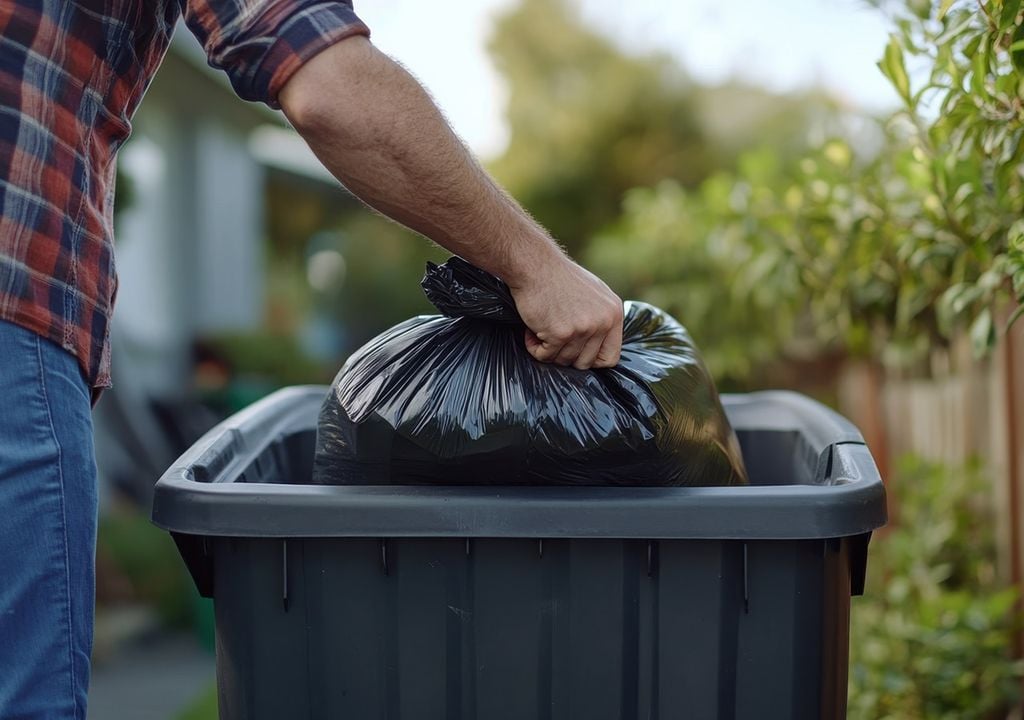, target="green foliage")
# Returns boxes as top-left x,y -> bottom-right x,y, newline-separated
891,0 -> 1024,351
330,213 -> 448,351
487,0 -> 710,252
587,165 -> 801,381
487,0 -> 837,254
202,331 -> 330,387
590,135 -> 944,378
848,457 -> 1023,718
260,209 -> 449,365
589,0 -> 1024,378
98,512 -> 191,627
